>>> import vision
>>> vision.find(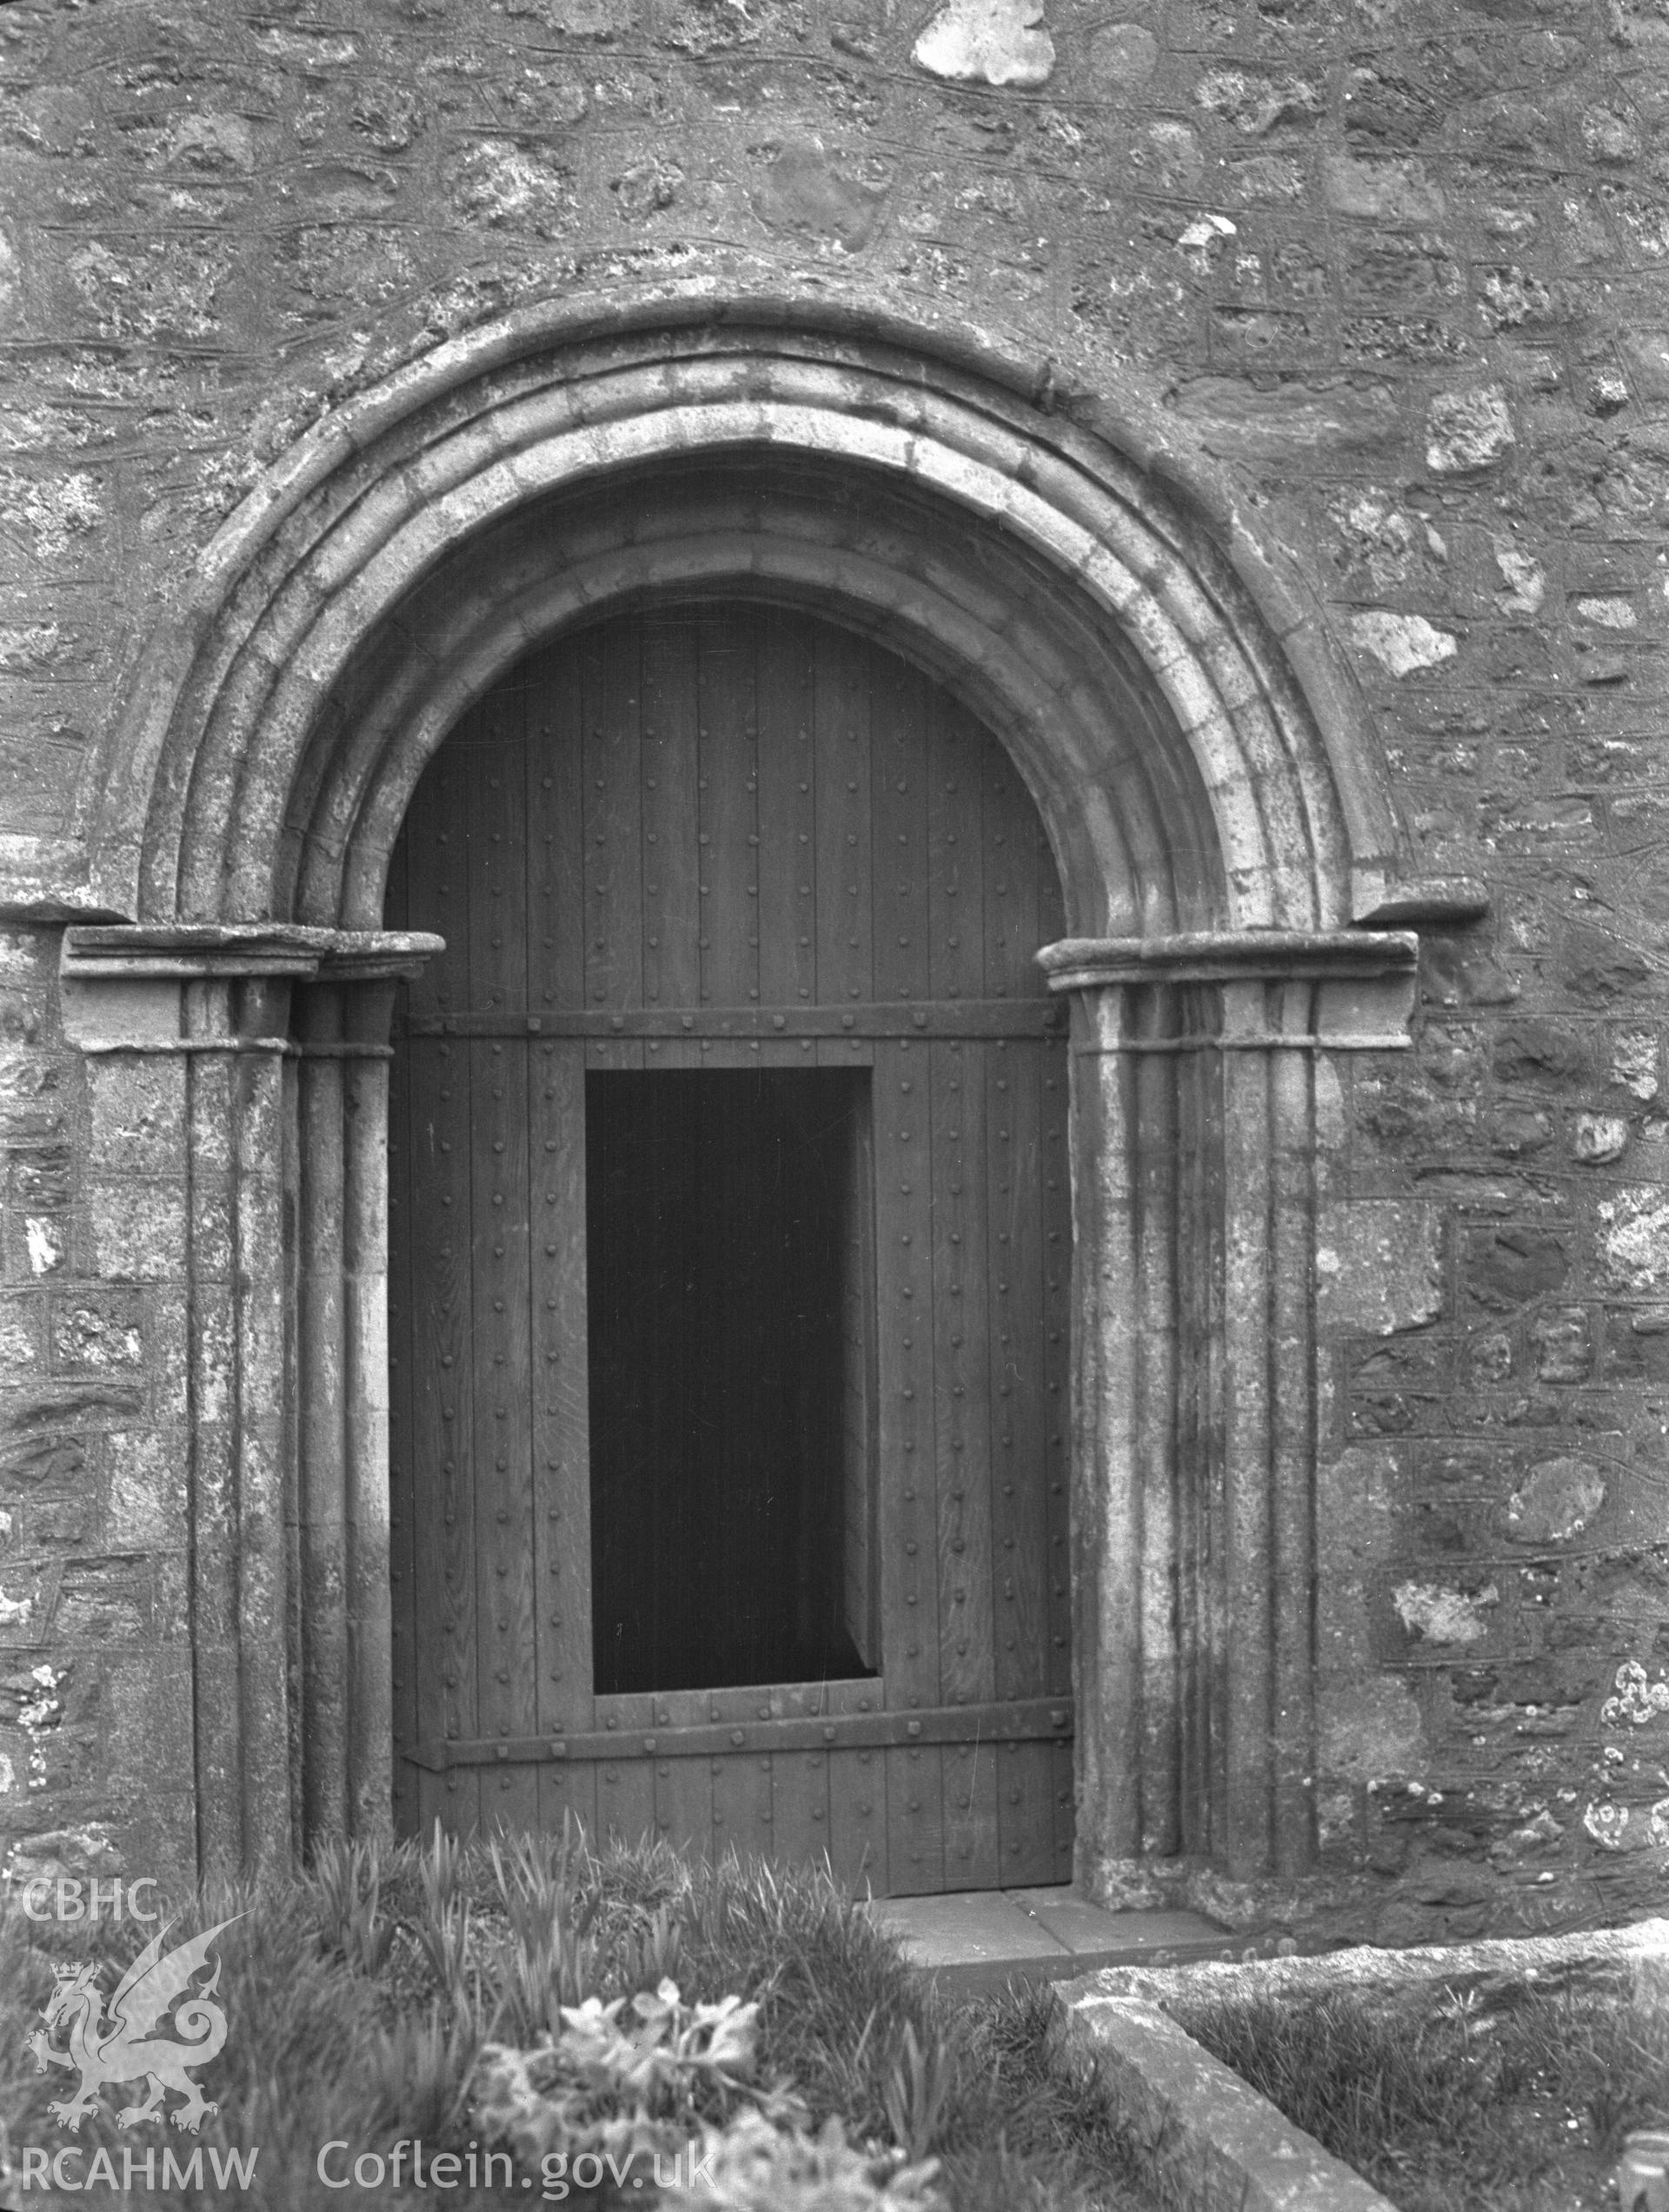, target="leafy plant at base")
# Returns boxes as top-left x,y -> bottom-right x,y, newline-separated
882,2022 -> 955,2164
309,1837 -> 396,1977
488,1825 -> 604,2038
419,1818 -> 464,1924
473,1976 -> 807,2171
365,2003 -> 481,2140
663,2109 -> 945,2212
